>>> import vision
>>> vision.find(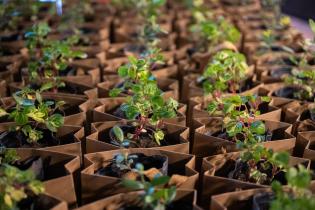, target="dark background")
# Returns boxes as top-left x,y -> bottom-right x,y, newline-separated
282,0 -> 315,21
